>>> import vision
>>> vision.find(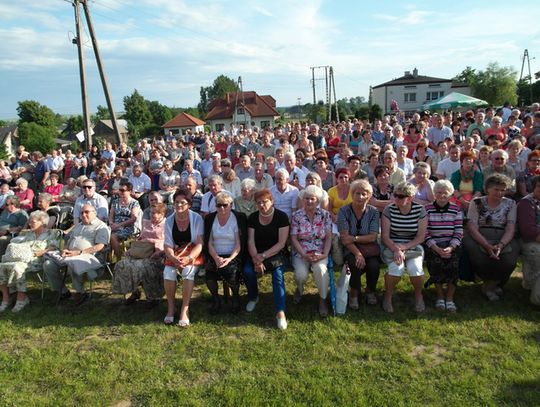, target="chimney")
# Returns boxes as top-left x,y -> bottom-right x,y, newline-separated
404,71 -> 411,76
412,68 -> 418,78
